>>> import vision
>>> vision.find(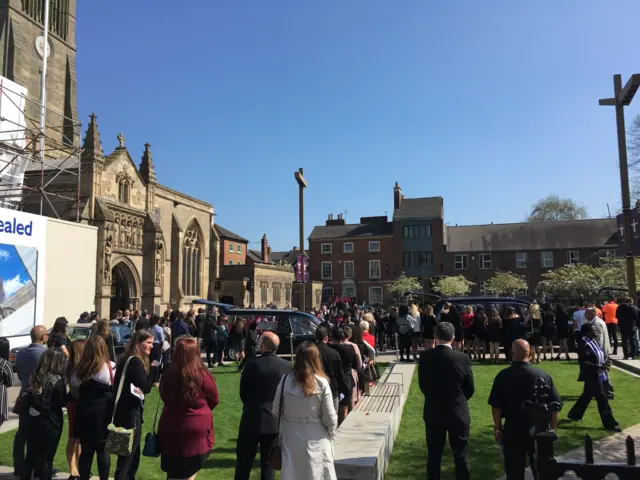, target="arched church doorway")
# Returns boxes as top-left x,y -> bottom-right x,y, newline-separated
110,262 -> 139,317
